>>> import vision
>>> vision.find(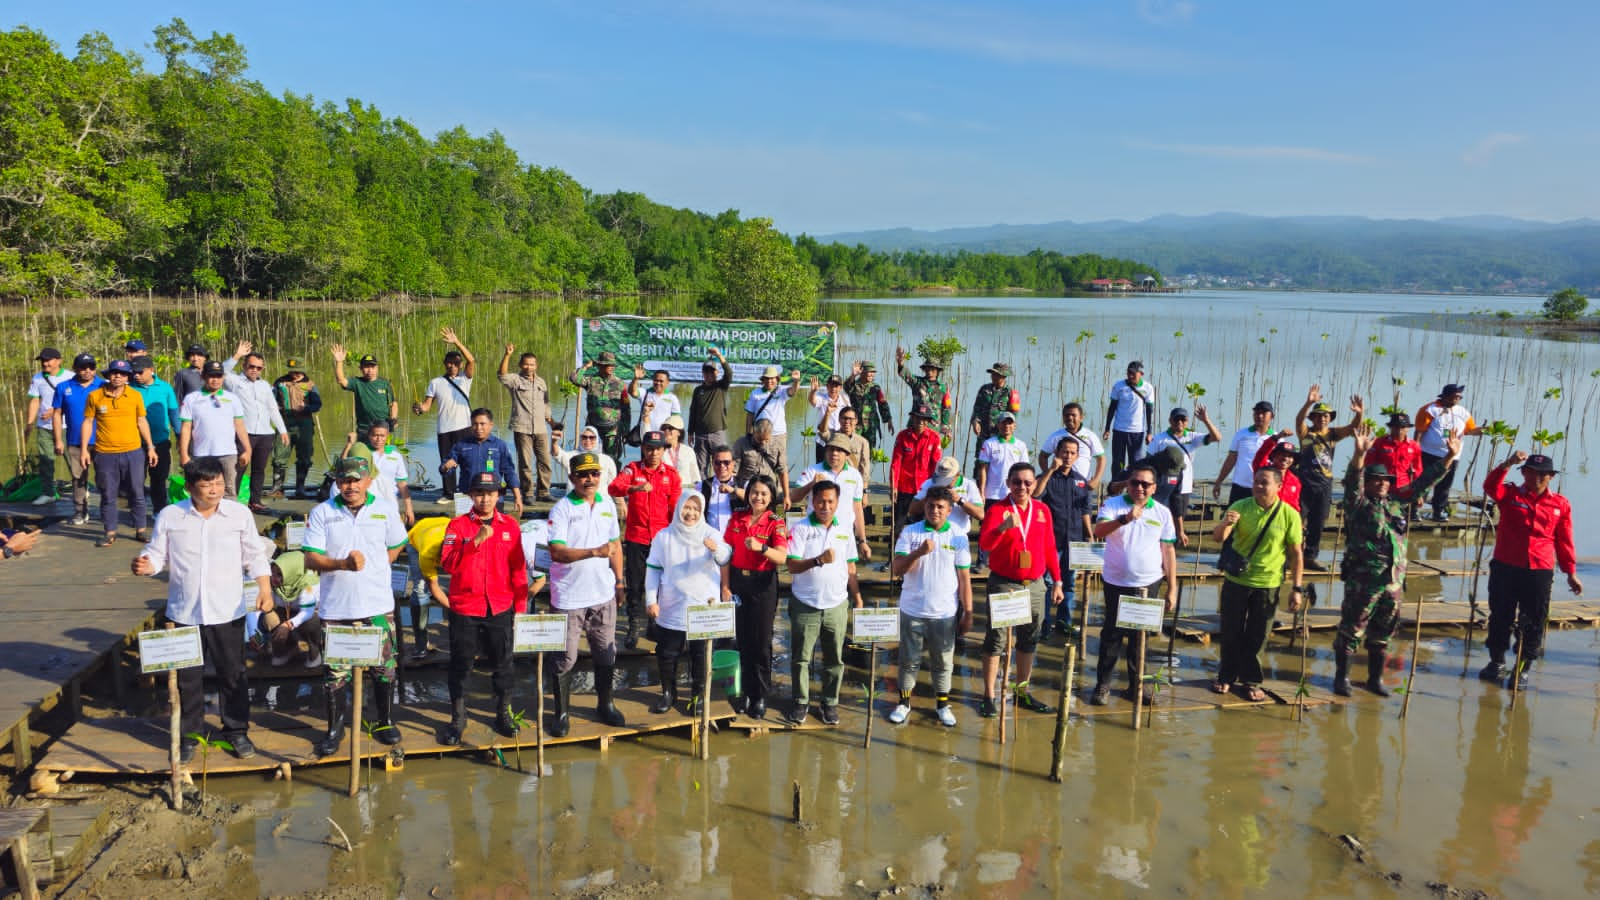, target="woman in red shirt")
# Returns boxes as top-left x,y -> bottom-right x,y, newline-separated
721,476 -> 789,719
